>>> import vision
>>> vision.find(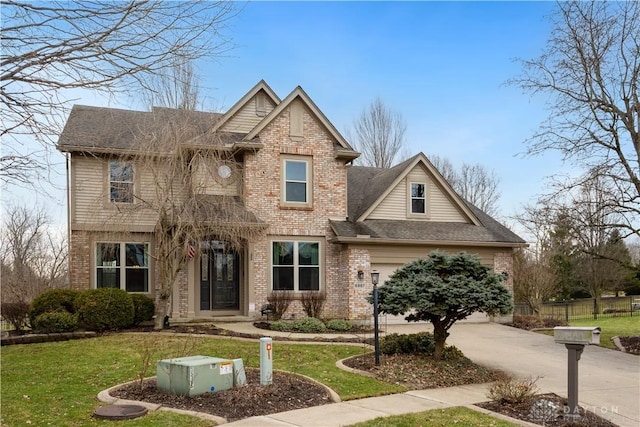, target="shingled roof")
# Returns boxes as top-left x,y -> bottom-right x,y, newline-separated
56,105 -> 247,153
331,157 -> 525,246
